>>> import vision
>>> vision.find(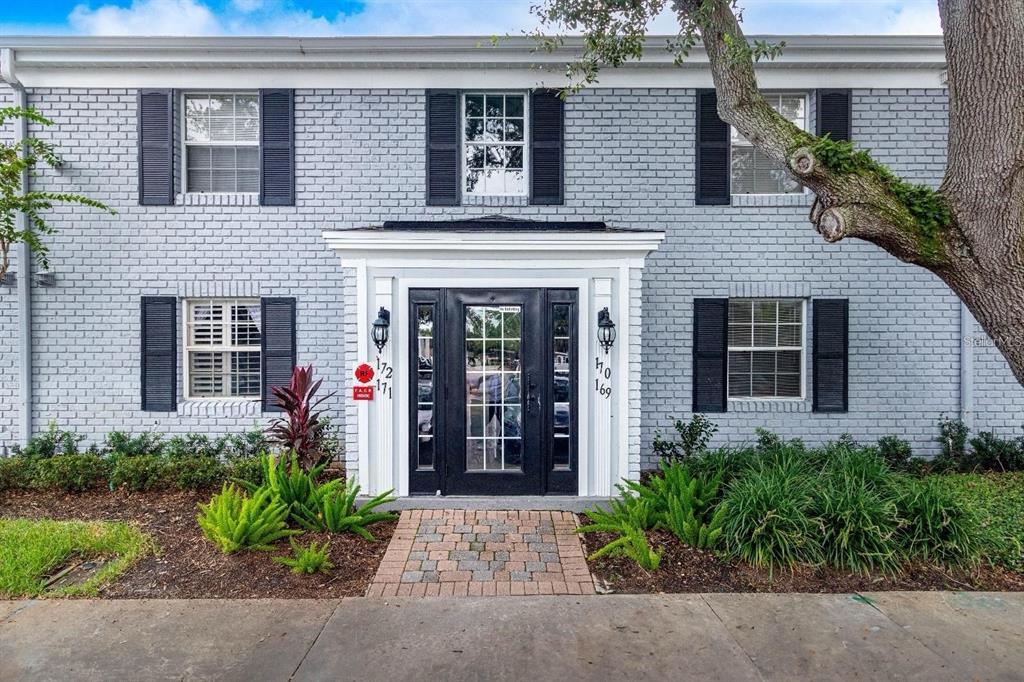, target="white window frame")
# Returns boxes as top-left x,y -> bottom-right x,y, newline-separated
730,92 -> 809,197
181,91 -> 260,195
460,91 -> 530,198
727,298 -> 807,401
183,298 -> 262,401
